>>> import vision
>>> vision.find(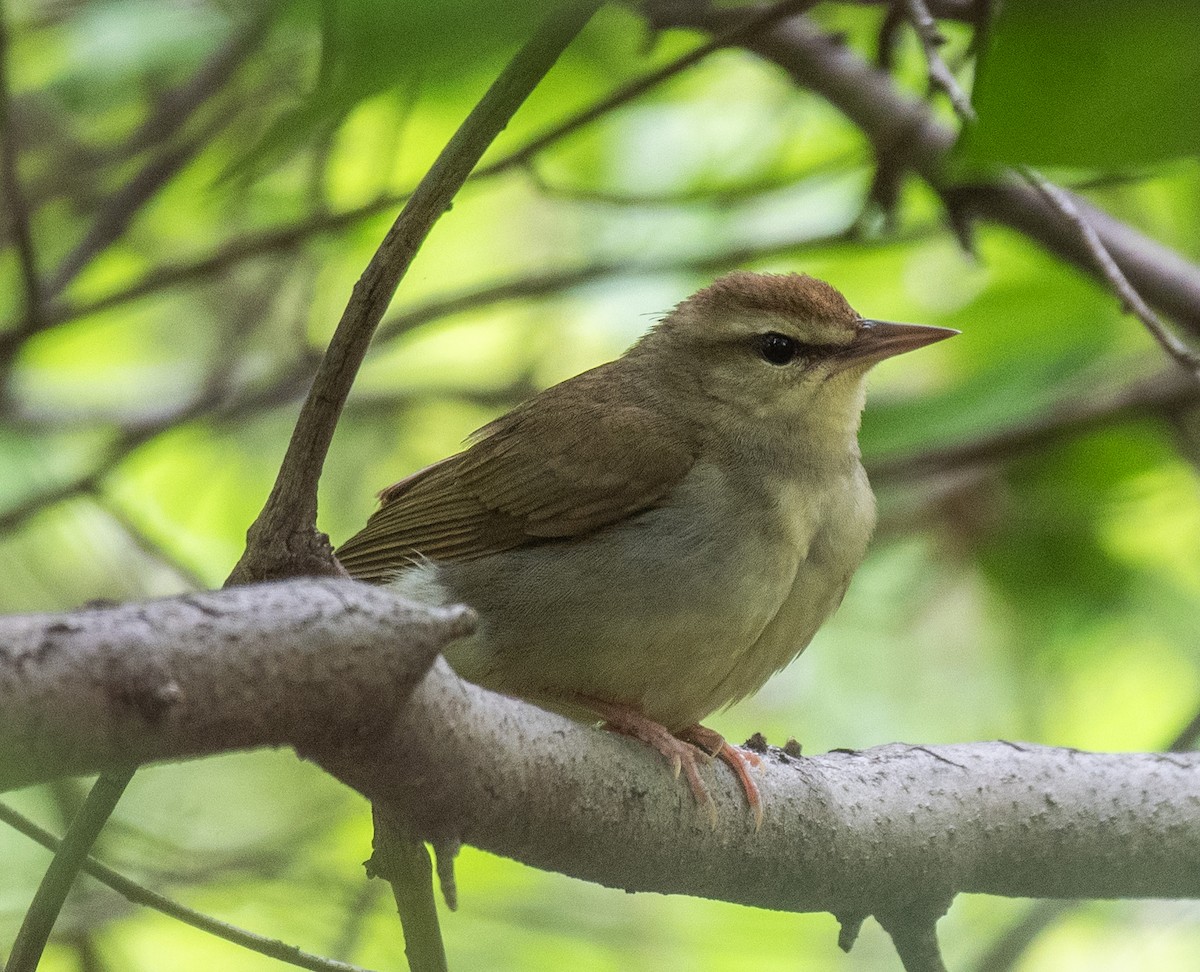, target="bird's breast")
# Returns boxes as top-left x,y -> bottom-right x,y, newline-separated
393,459 -> 875,730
